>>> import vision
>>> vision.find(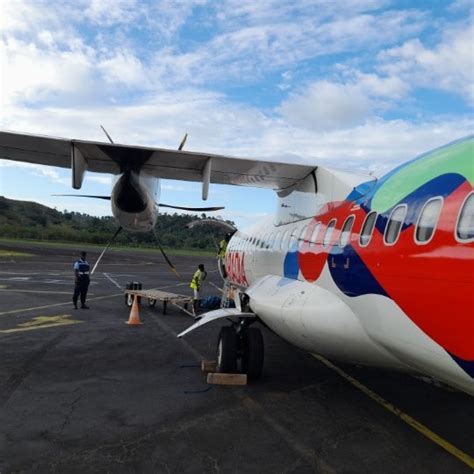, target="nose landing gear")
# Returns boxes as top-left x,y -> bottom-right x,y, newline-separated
216,323 -> 264,381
